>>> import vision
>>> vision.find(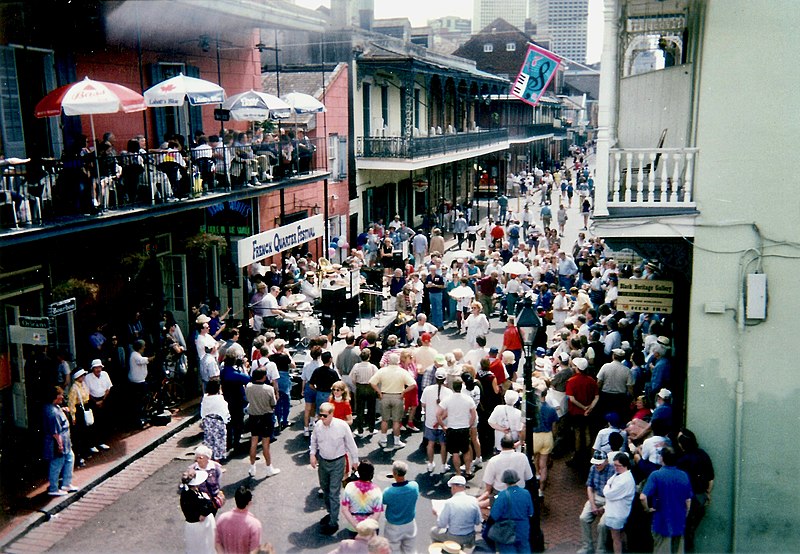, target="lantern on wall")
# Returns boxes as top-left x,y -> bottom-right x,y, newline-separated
412,178 -> 429,192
